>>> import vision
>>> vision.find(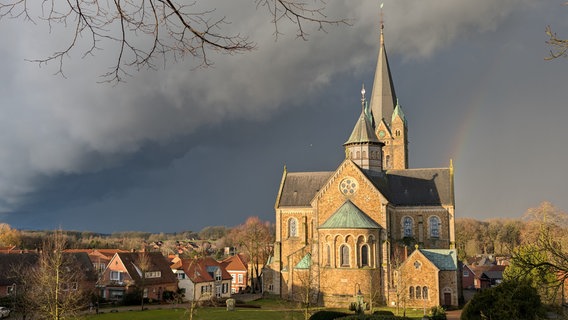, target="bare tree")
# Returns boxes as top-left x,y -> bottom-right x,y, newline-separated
545,2 -> 568,60
26,230 -> 87,320
0,1 -> 348,83
227,216 -> 274,293
136,251 -> 151,311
